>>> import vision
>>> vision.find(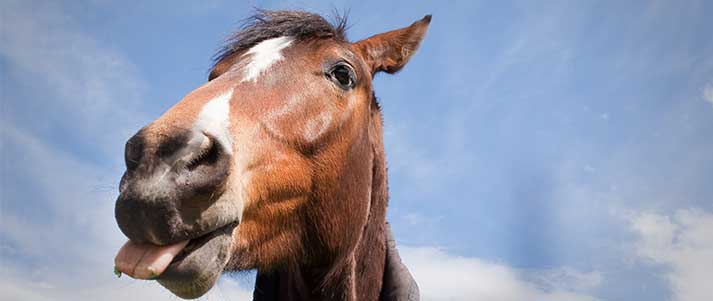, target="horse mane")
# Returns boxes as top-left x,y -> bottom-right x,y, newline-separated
212,10 -> 348,70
